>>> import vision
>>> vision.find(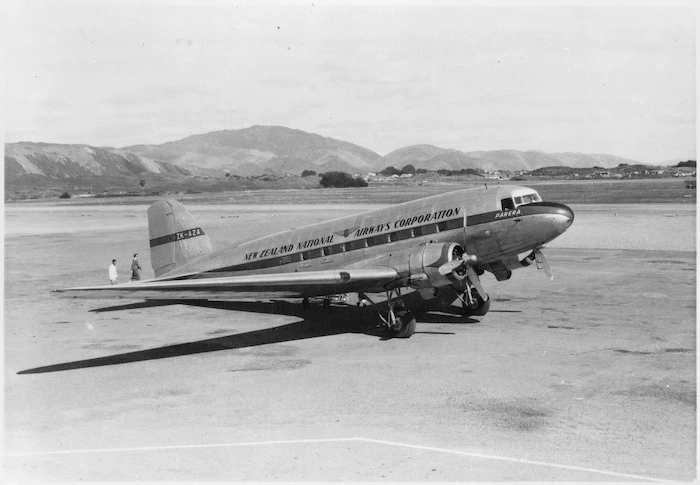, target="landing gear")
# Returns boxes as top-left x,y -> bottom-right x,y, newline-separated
386,308 -> 417,338
459,285 -> 490,317
373,288 -> 416,338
